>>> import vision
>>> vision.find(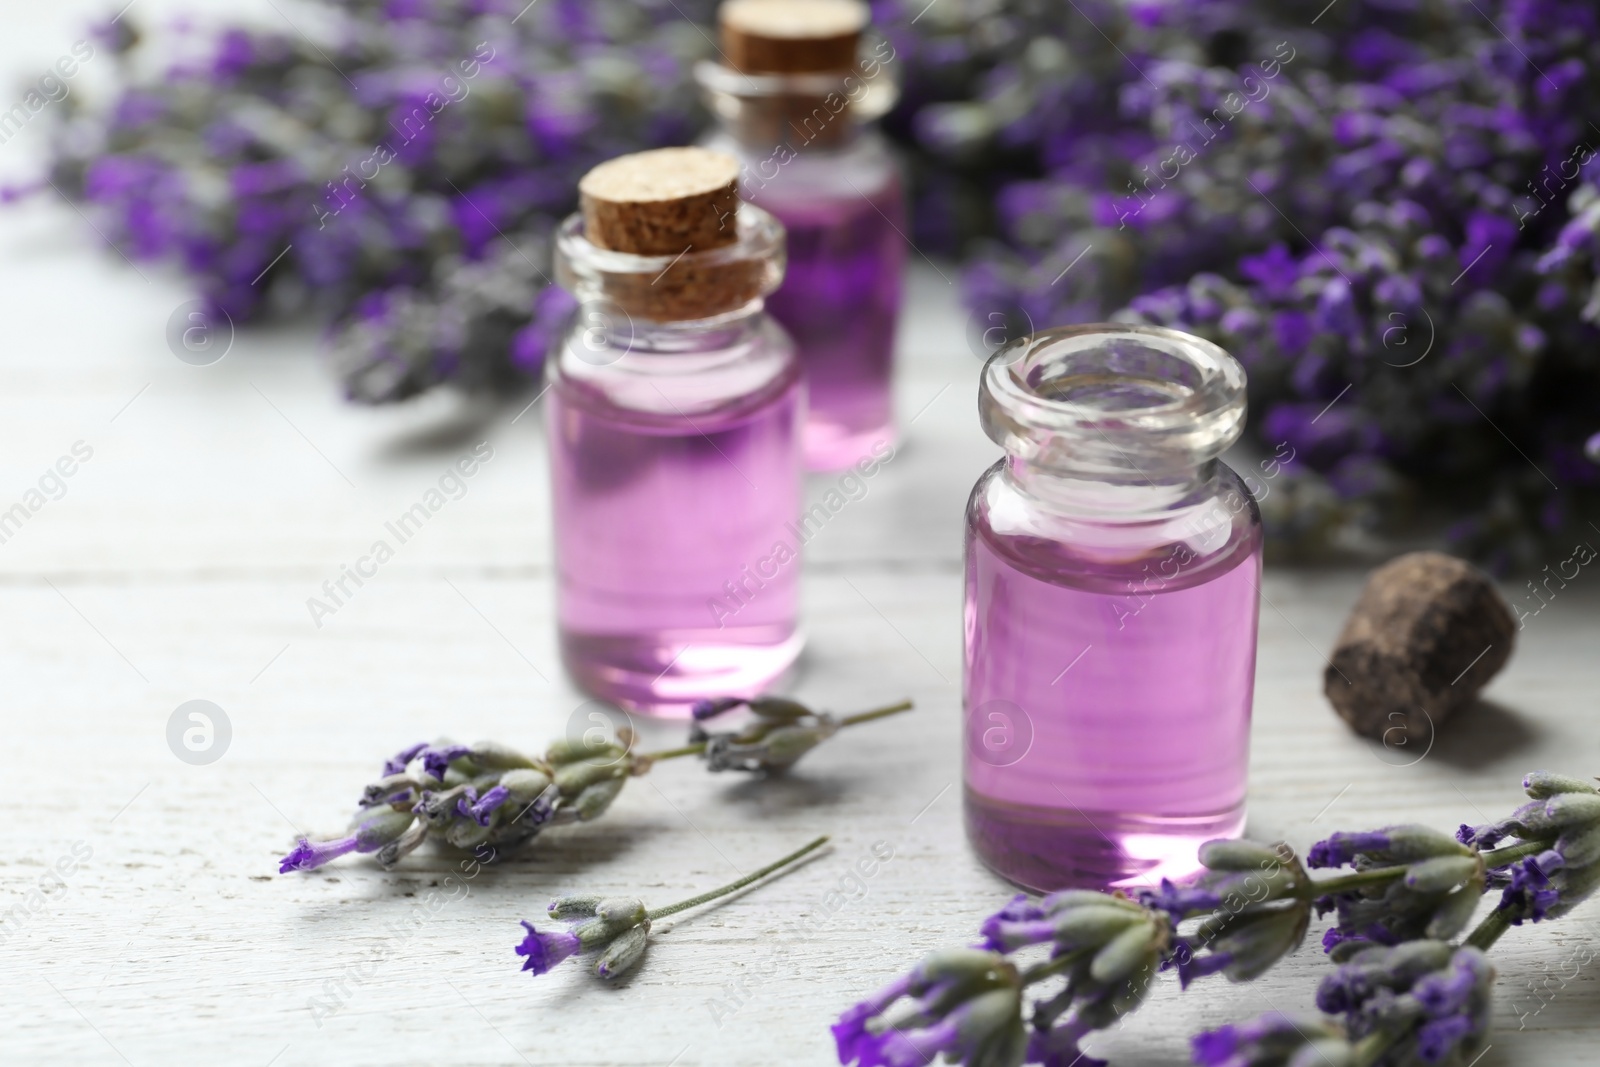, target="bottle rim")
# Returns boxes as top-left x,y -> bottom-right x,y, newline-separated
980,323 -> 1248,476
691,39 -> 900,123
